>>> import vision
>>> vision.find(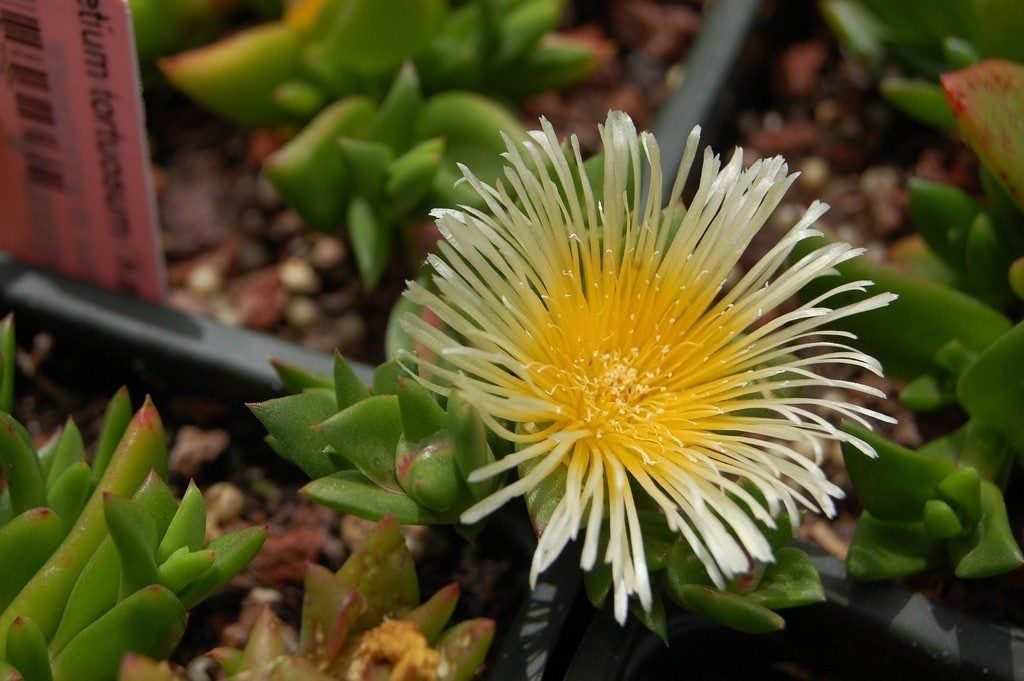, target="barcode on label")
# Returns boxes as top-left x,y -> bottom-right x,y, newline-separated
1,9 -> 41,49
2,3 -> 64,190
